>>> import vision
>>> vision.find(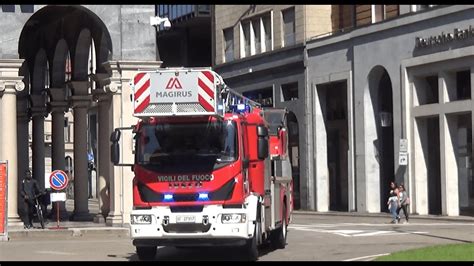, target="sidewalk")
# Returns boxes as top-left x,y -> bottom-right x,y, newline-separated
5,200 -> 473,241
293,210 -> 474,222
5,198 -> 129,241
